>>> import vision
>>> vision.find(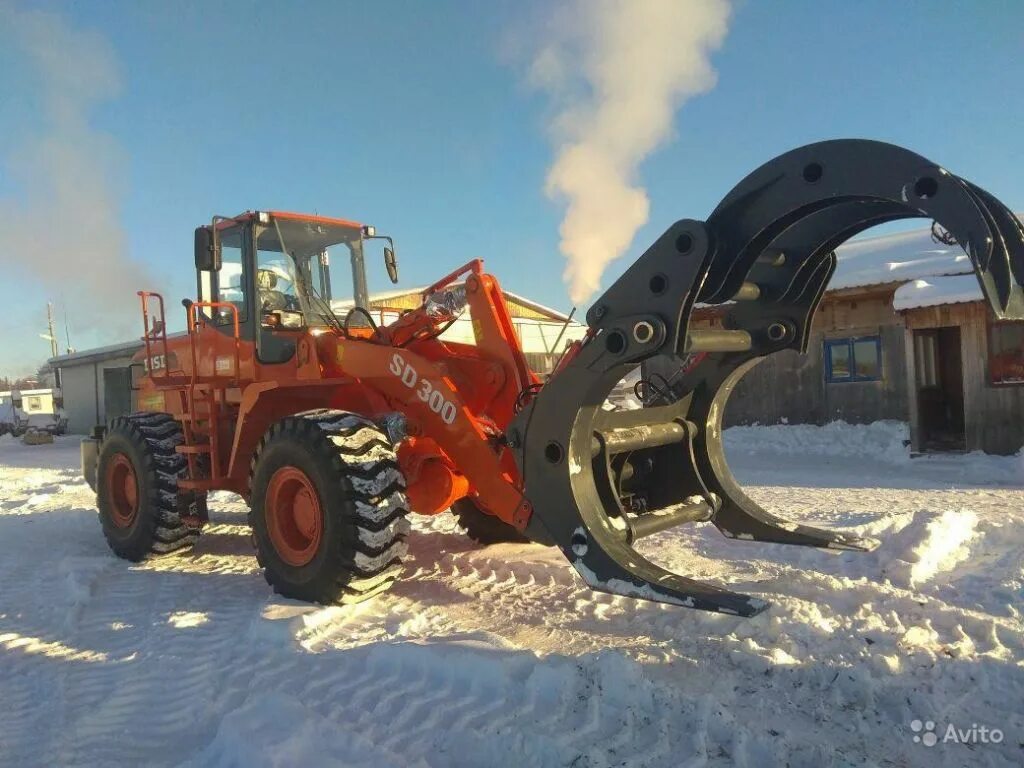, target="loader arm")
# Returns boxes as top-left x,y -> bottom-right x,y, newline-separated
510,139 -> 1024,616
322,259 -> 541,529
415,258 -> 539,424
